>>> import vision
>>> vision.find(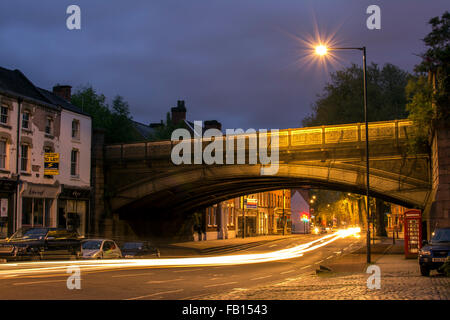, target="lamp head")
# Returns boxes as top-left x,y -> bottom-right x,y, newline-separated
315,45 -> 328,56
